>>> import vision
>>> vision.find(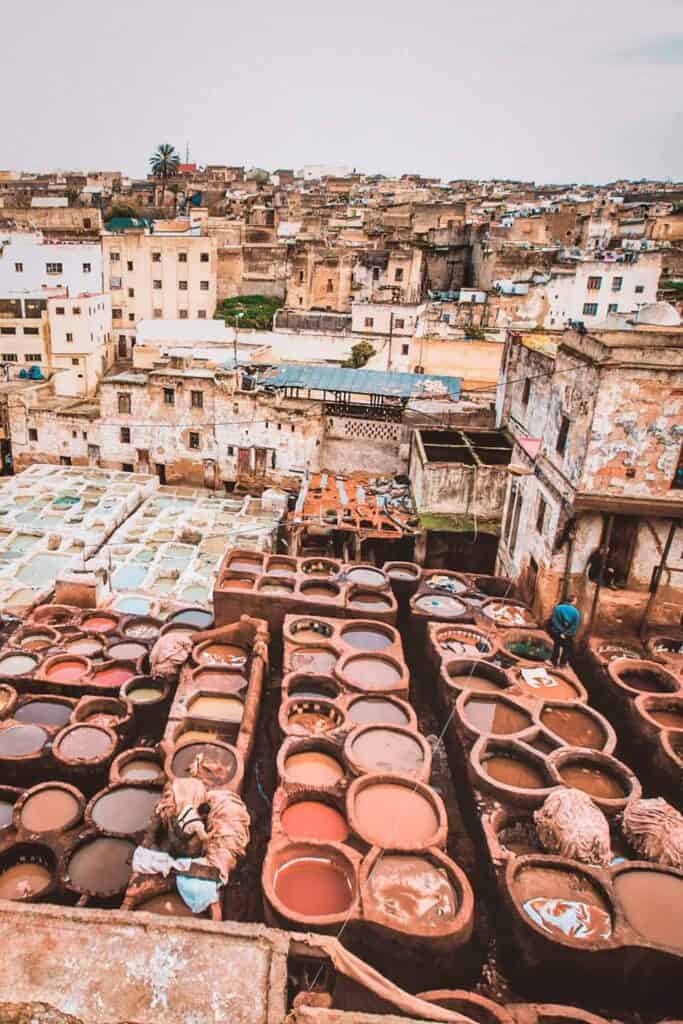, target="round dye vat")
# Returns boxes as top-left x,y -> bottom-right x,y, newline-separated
617,667 -> 676,693
259,579 -> 294,594
288,621 -> 333,643
463,699 -> 531,735
342,657 -> 402,691
192,669 -> 247,693
286,705 -> 338,735
515,671 -> 581,702
648,707 -> 683,729
353,783 -> 438,847
281,801 -> 349,842
346,567 -> 386,587
387,566 -> 418,580
505,638 -> 552,663
15,700 -> 72,728
92,666 -> 136,688
301,583 -> 338,599
127,686 -> 164,704
66,638 -> 104,657
20,787 -> 81,833
228,557 -> 263,573
18,632 -> 54,652
415,594 -> 466,616
288,679 -> 339,701
541,707 -> 606,749
483,755 -> 547,789
0,800 -> 14,829
171,743 -> 237,786
119,758 -> 162,782
190,695 -> 243,722
138,891 -> 195,916
67,837 -> 134,894
90,787 -> 160,834
558,763 -> 626,800
347,698 -> 410,726
168,608 -> 213,630
267,562 -> 296,577
522,896 -> 612,942
57,727 -> 112,761
284,751 -> 344,787
124,620 -> 160,641
107,642 -> 148,662
46,658 -> 91,684
614,869 -> 683,950
349,728 -> 425,776
347,593 -> 391,611
290,649 -> 338,674
0,861 -> 52,899
274,856 -> 353,917
196,643 -> 247,666
0,724 -> 48,757
367,854 -> 457,928
341,627 -> 392,652
447,670 -> 507,693
81,615 -> 118,634
0,653 -> 37,676
115,596 -> 153,616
